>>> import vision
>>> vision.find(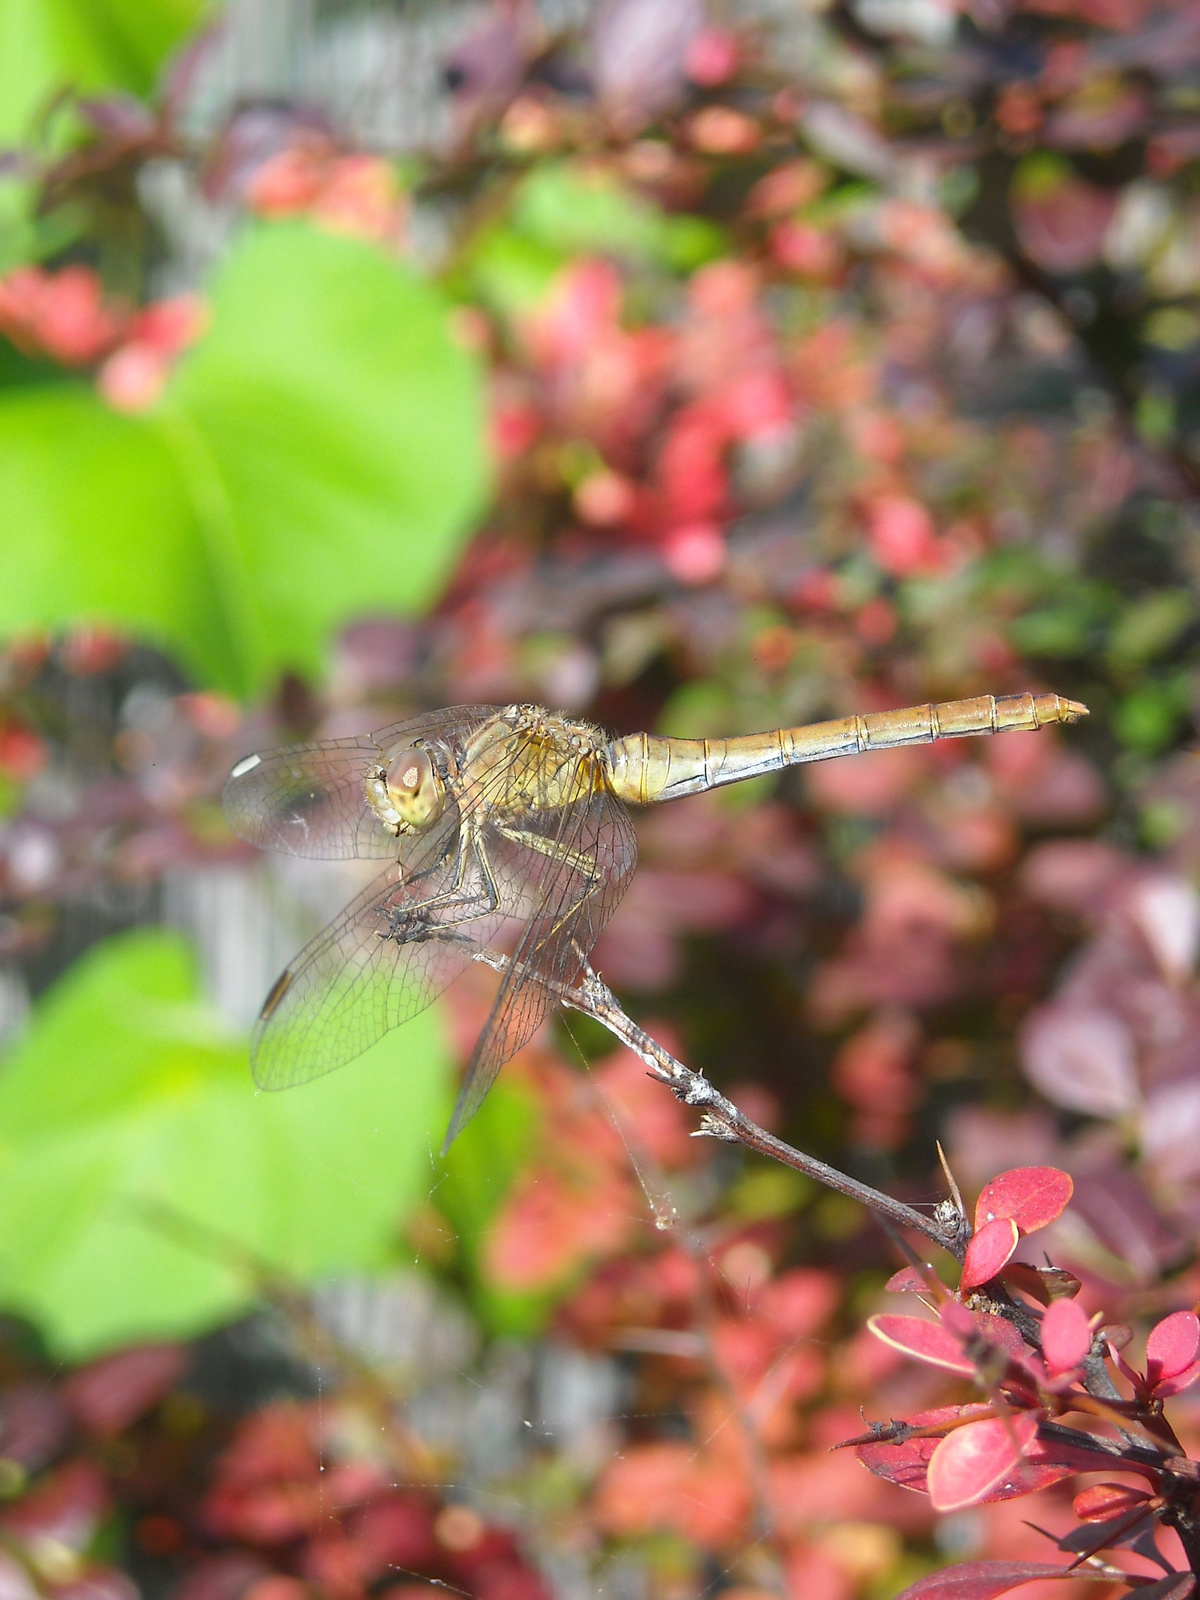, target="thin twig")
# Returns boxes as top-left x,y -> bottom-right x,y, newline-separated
473,951 -> 969,1260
